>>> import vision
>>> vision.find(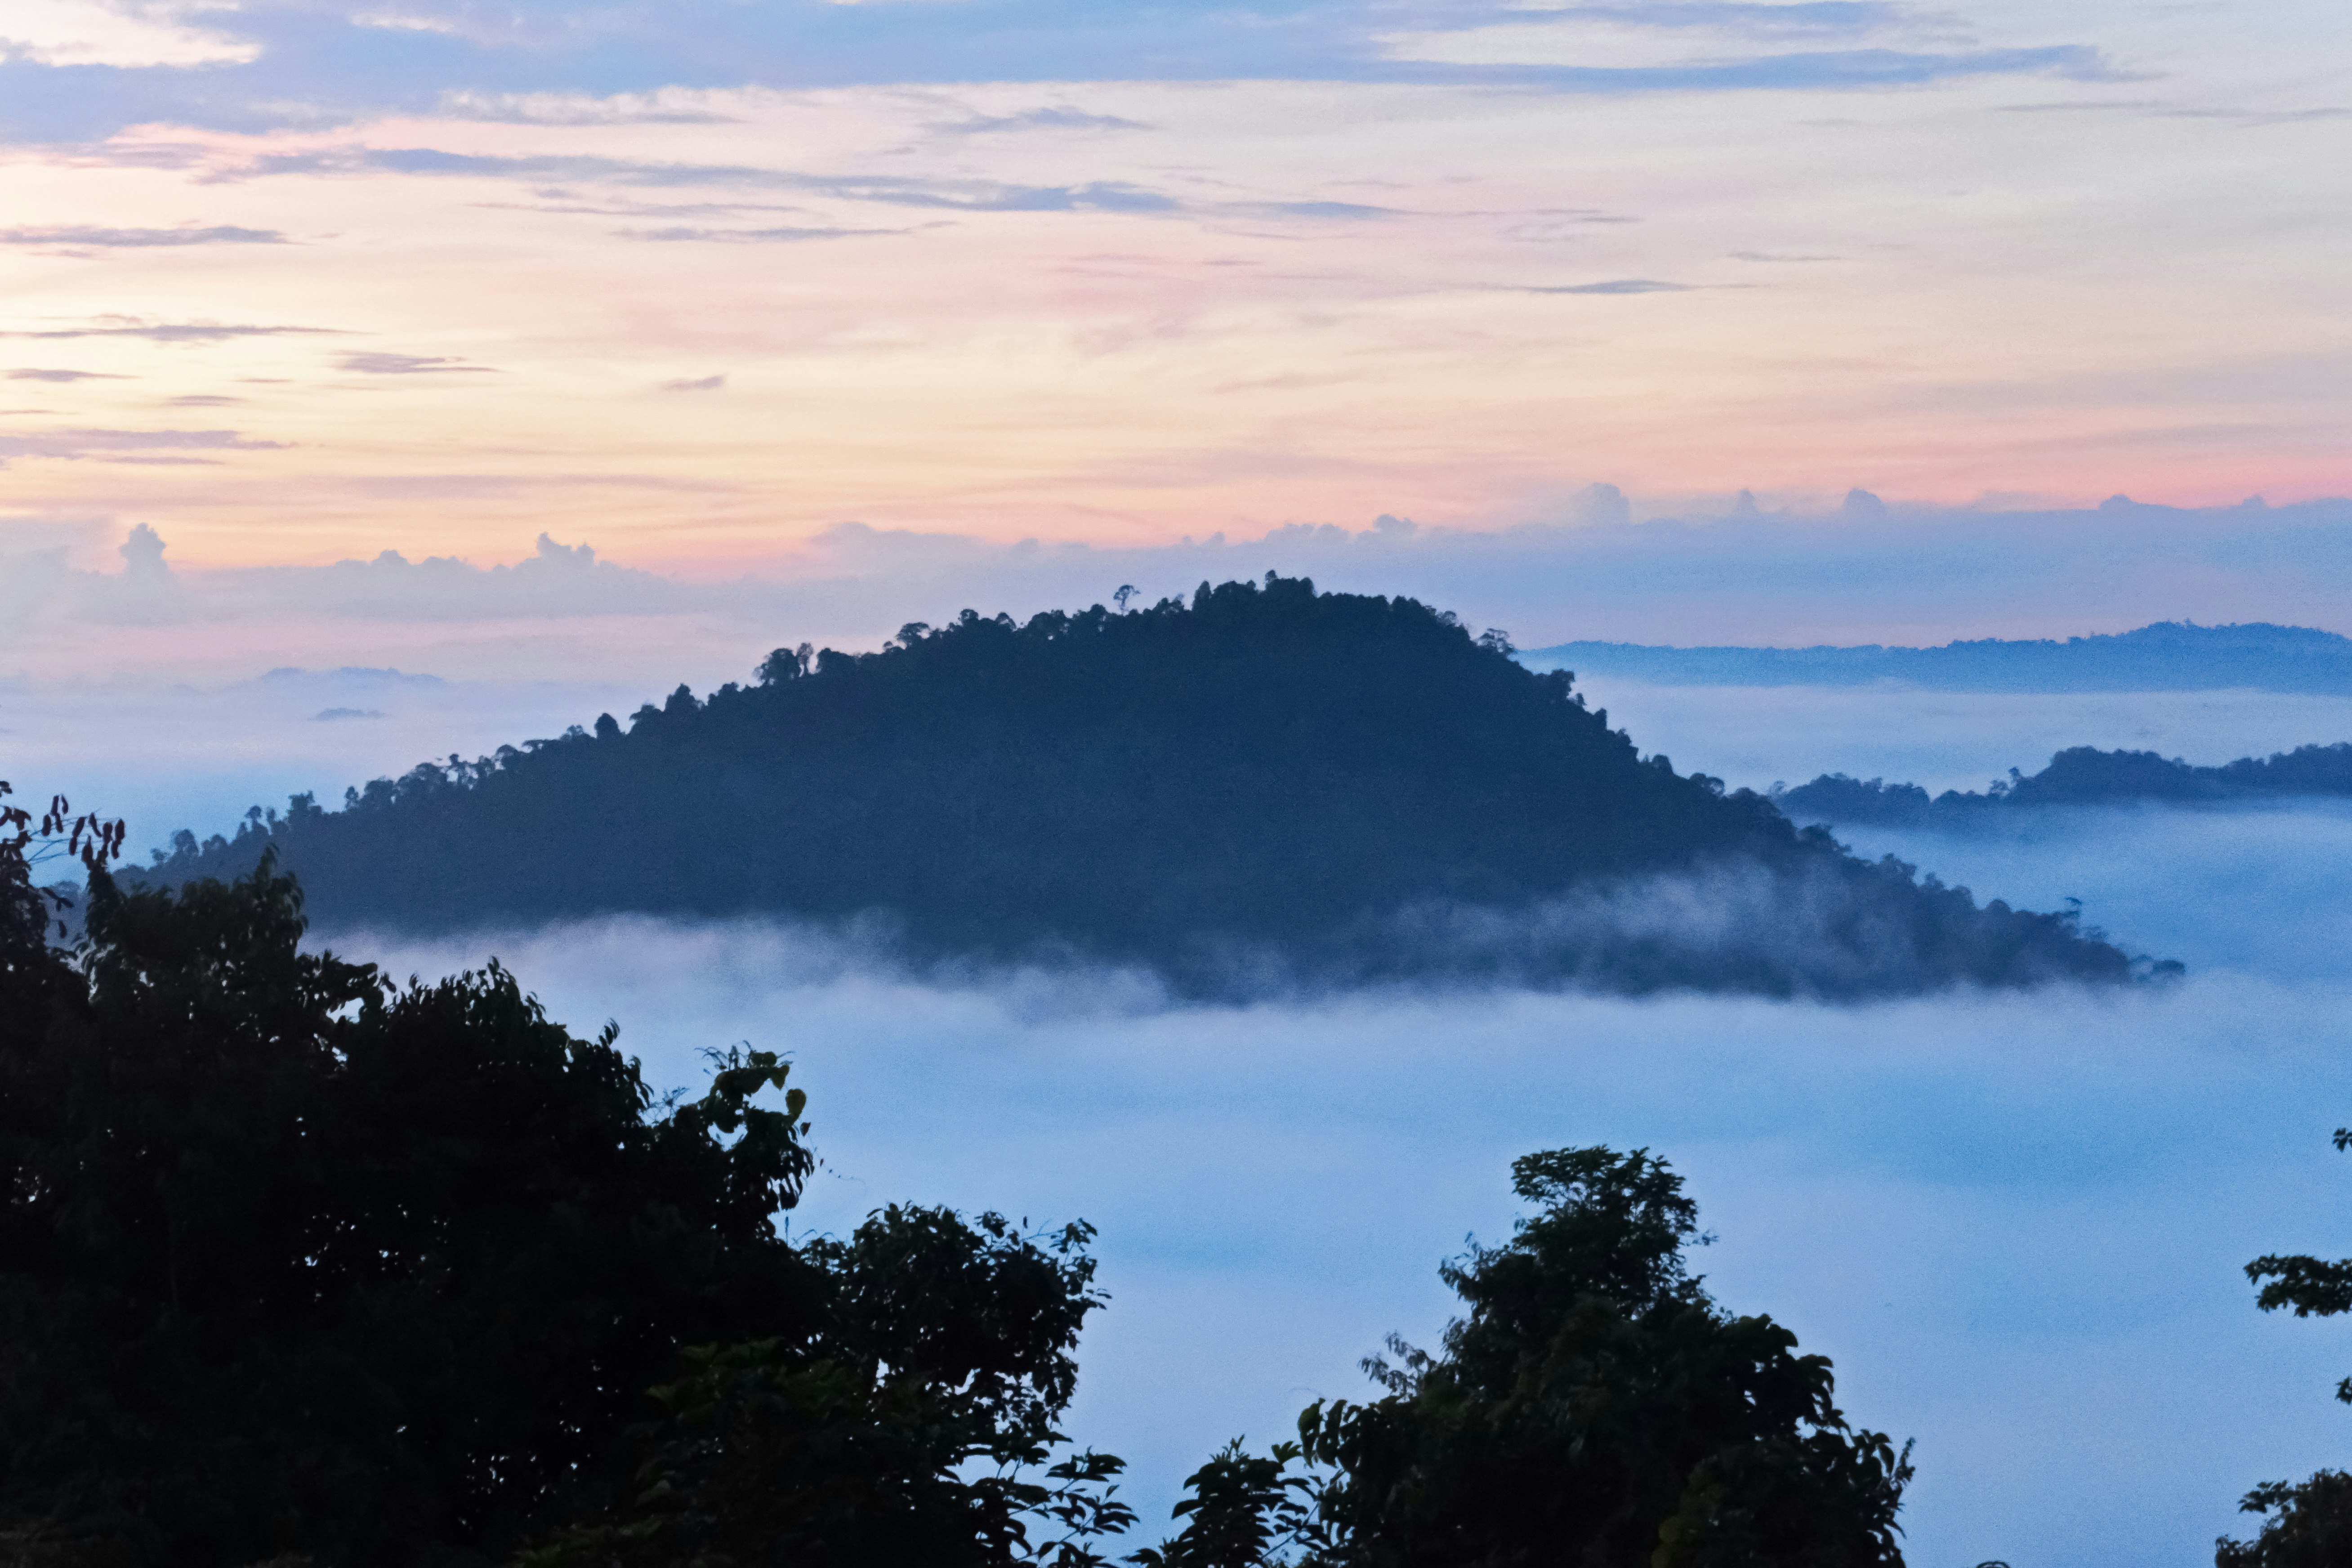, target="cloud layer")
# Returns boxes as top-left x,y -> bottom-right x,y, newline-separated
343,794 -> 2352,1568
13,498 -> 2352,690
0,12 -> 2338,571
